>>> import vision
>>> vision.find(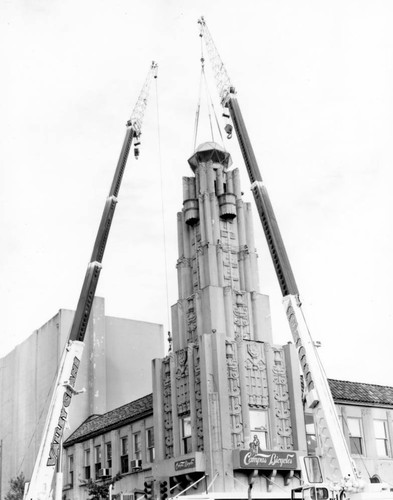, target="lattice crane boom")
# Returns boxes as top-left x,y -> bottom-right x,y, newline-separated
197,17 -> 234,107
127,61 -> 158,137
